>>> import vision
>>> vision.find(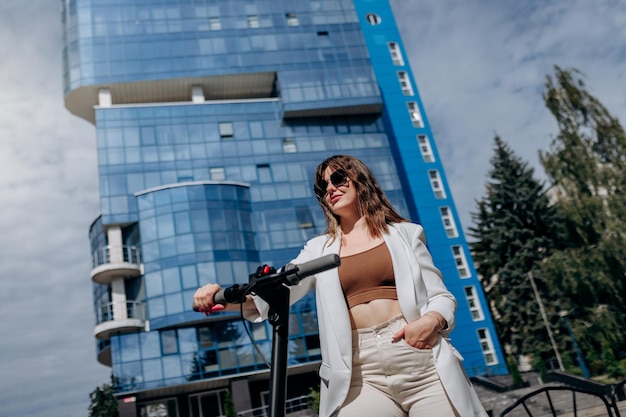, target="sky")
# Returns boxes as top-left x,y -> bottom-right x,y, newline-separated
0,1 -> 625,416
